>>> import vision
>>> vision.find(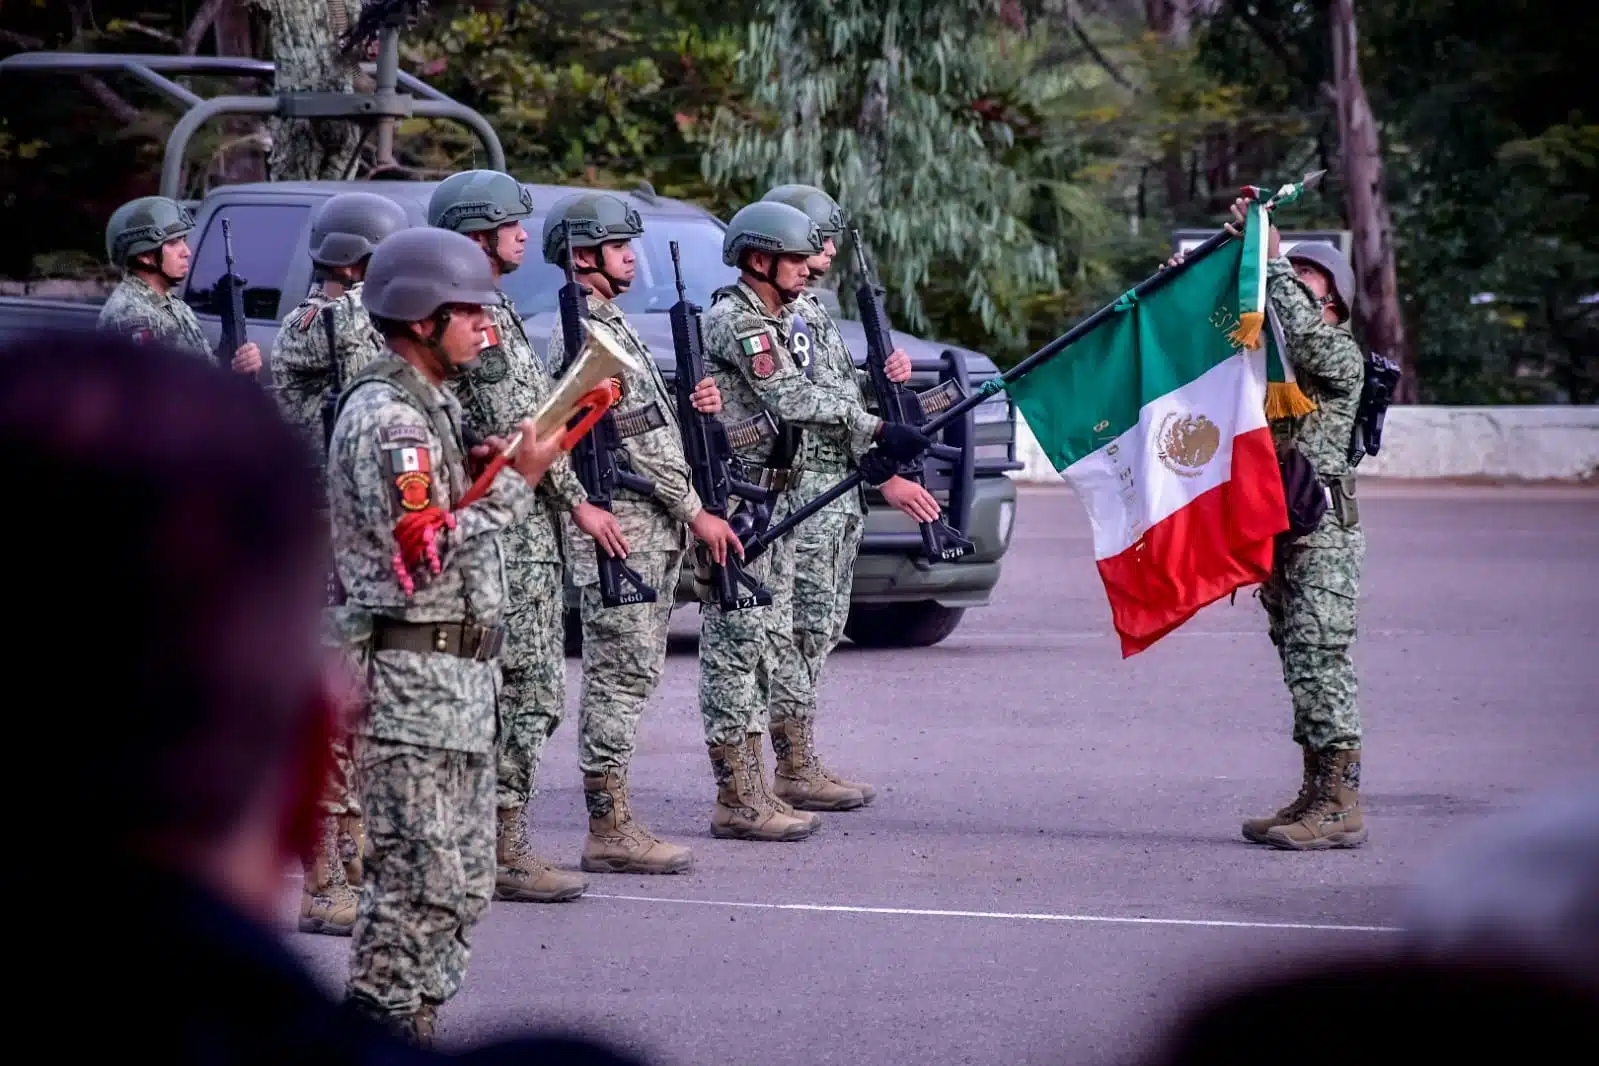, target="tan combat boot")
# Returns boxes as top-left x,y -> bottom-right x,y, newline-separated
1265,748 -> 1368,850
337,811 -> 368,887
745,732 -> 820,831
299,816 -> 358,936
495,807 -> 588,902
1241,745 -> 1318,843
770,718 -> 870,811
582,771 -> 694,874
709,741 -> 815,841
